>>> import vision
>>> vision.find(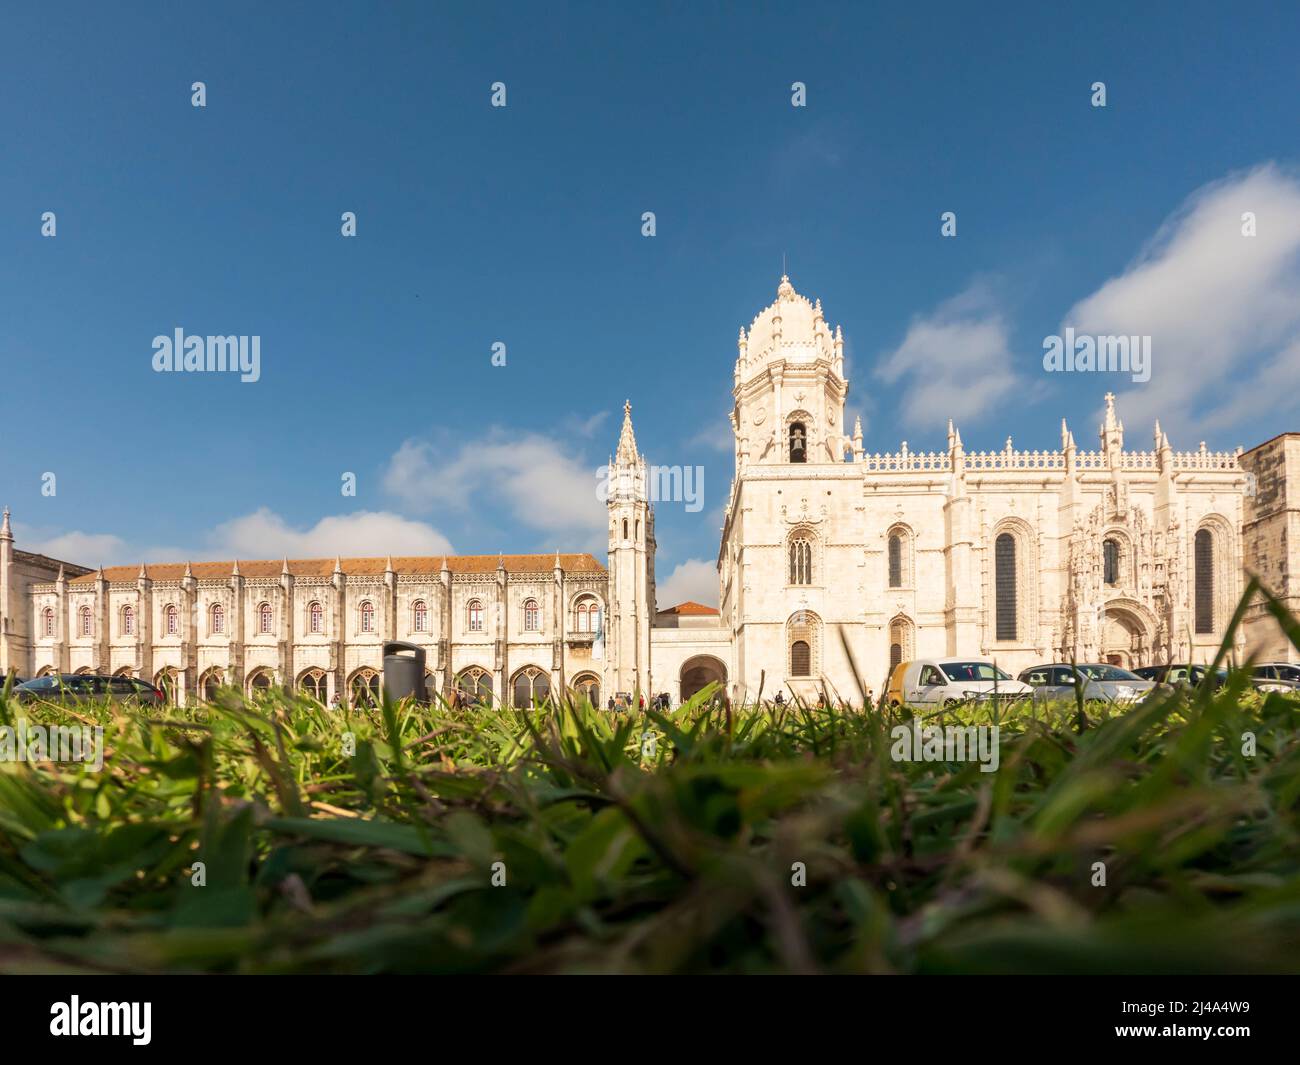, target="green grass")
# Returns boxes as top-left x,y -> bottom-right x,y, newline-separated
1,584 -> 1299,973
